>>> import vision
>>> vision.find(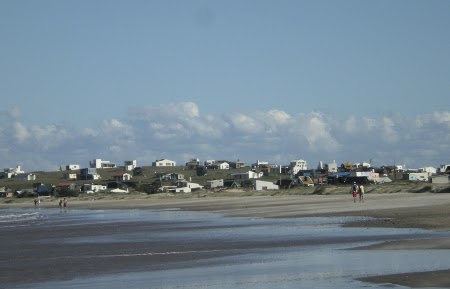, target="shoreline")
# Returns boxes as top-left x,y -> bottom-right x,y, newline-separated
2,192 -> 450,287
